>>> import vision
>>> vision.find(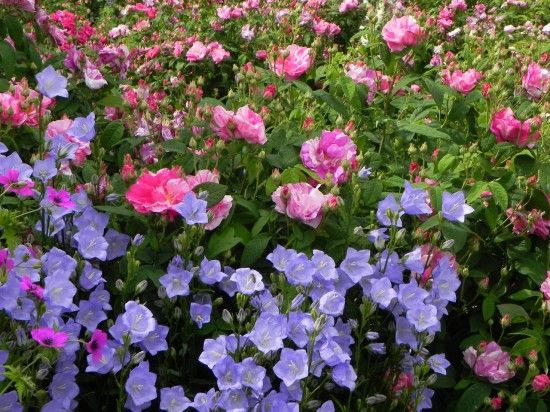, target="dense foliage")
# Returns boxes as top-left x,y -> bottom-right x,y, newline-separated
0,0 -> 548,411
